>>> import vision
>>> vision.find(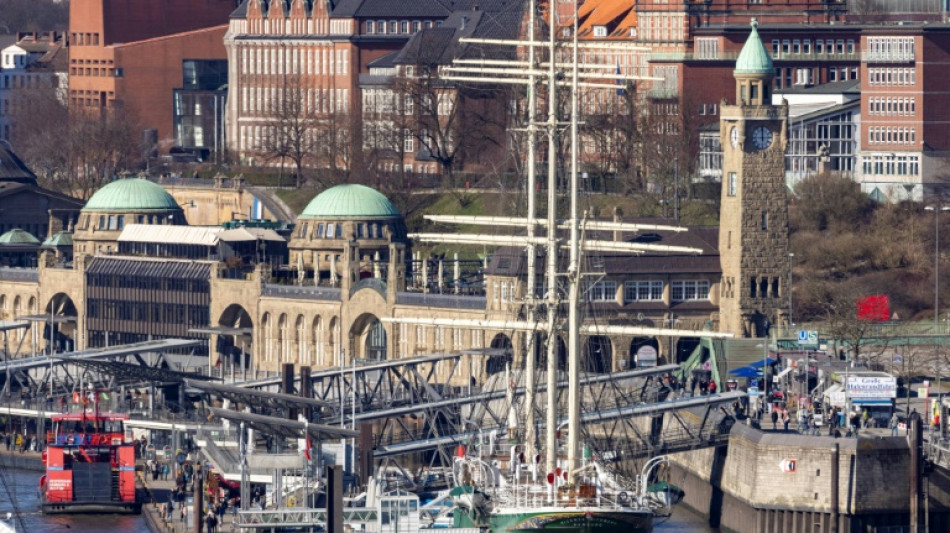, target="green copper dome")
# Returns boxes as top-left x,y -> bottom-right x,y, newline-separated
83,179 -> 181,212
301,184 -> 401,219
0,228 -> 40,245
734,19 -> 773,75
